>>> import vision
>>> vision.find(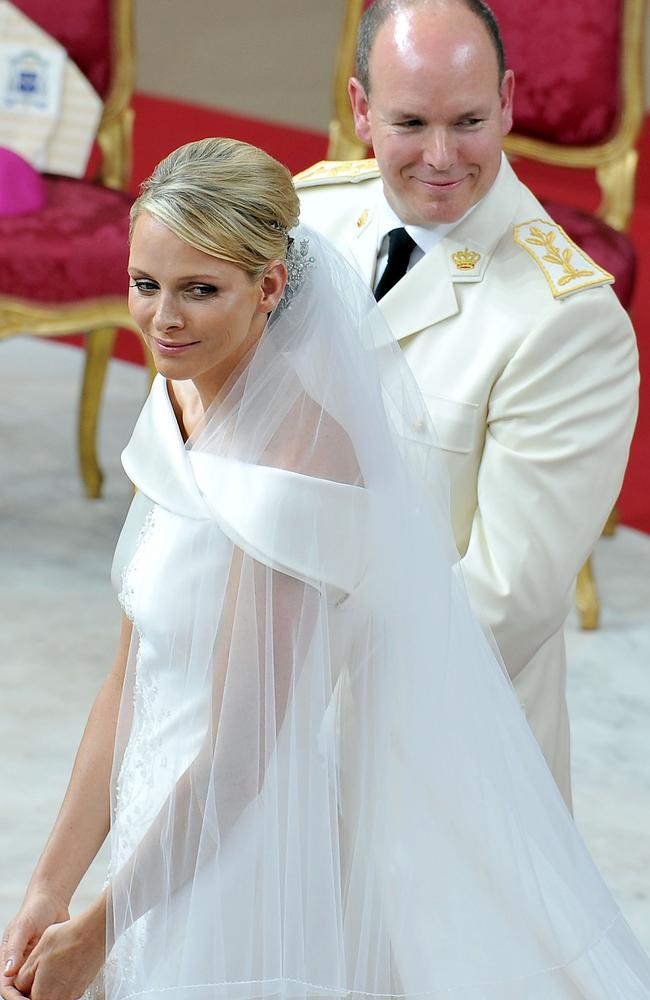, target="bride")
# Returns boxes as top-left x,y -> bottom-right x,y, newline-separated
2,137 -> 650,1000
